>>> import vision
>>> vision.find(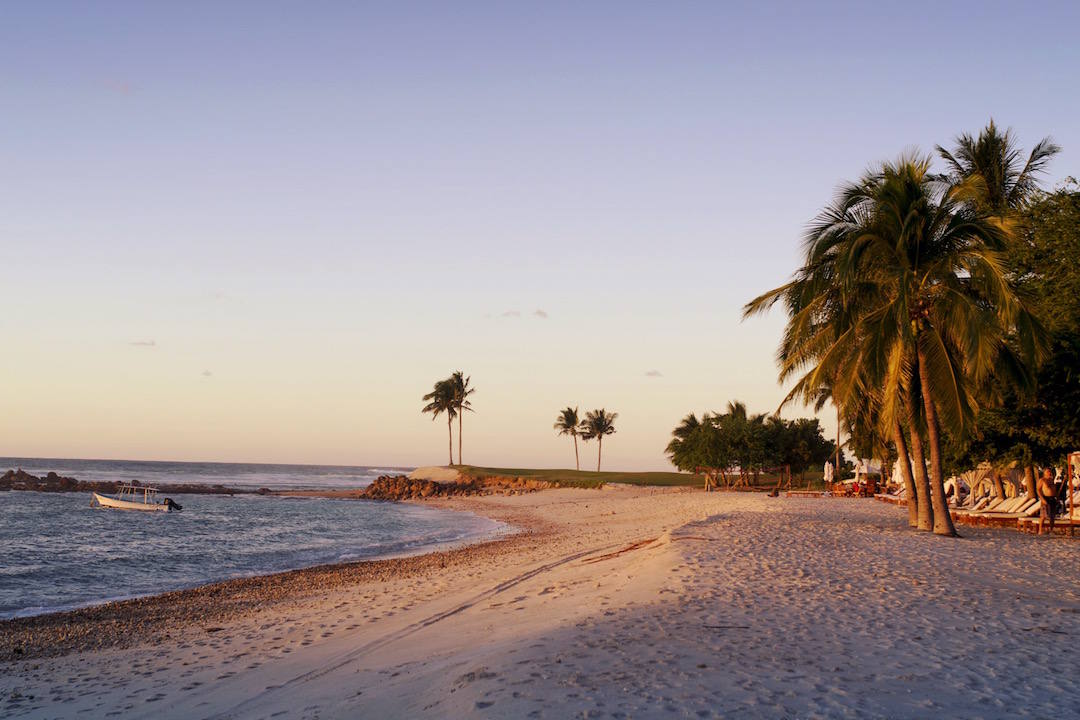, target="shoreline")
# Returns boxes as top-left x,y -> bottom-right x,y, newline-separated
5,487 -> 1079,718
0,498 -> 539,661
